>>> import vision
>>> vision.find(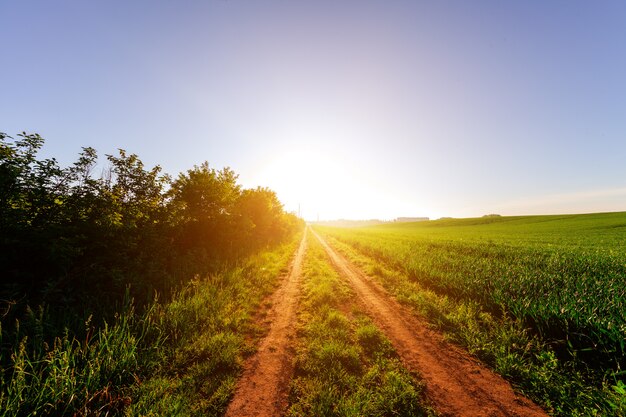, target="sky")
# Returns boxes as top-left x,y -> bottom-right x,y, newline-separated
1,0 -> 625,220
